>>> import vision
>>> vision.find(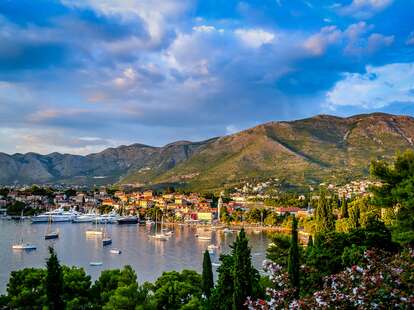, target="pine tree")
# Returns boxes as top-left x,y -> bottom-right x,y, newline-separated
340,195 -> 349,219
46,246 -> 64,310
202,250 -> 214,298
288,216 -> 300,298
232,228 -> 259,310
